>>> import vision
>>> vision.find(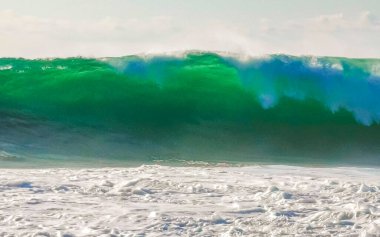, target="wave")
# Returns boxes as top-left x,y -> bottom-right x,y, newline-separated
1,52 -> 380,165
